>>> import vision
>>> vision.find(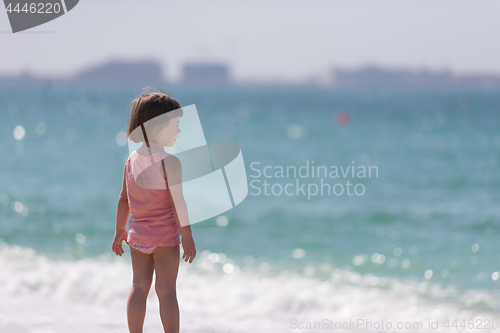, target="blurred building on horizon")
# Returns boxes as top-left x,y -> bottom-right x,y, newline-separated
181,63 -> 231,86
68,59 -> 165,86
